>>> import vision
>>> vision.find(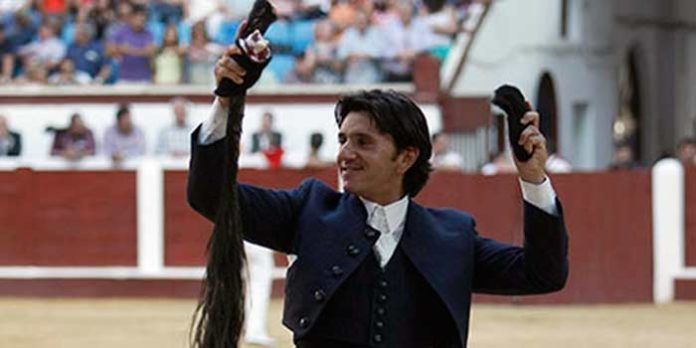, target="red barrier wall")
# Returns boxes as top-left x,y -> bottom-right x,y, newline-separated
416,170 -> 654,304
0,169 -> 137,266
163,167 -> 339,266
686,167 -> 696,267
